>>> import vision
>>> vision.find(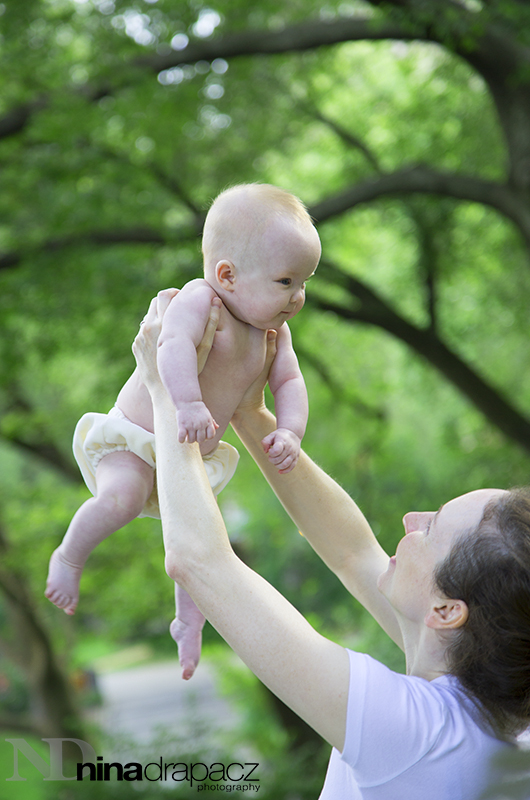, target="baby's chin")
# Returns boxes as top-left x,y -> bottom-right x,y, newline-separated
258,318 -> 288,332
245,313 -> 291,331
